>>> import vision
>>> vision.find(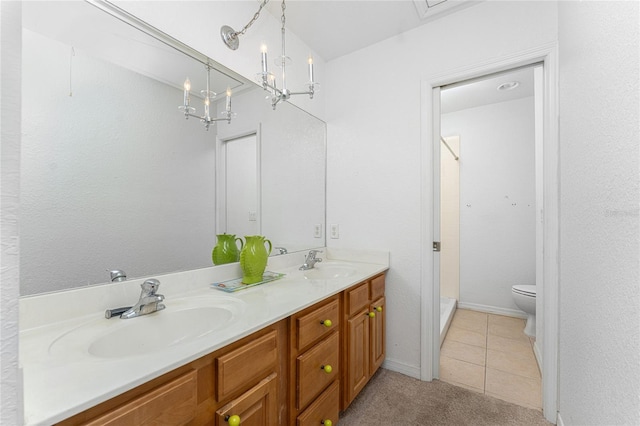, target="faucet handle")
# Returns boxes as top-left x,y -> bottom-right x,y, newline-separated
141,278 -> 161,295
